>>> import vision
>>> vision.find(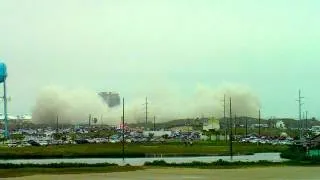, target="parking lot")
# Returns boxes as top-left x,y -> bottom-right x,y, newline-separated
1,125 -> 296,148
